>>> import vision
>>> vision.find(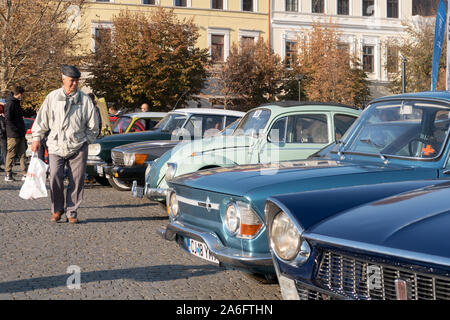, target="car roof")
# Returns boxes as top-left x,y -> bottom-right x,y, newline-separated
123,112 -> 167,118
248,101 -> 360,114
371,91 -> 450,104
170,108 -> 245,117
